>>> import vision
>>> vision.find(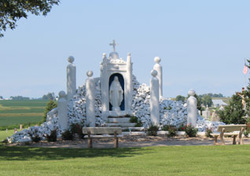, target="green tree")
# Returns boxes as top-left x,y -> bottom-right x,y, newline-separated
43,100 -> 57,122
175,95 -> 185,102
218,94 -> 245,124
42,92 -> 55,100
202,95 -> 213,107
0,0 -> 60,37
